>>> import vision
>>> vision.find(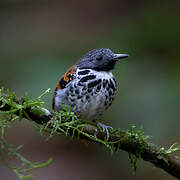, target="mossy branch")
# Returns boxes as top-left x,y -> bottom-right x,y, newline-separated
0,88 -> 180,179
